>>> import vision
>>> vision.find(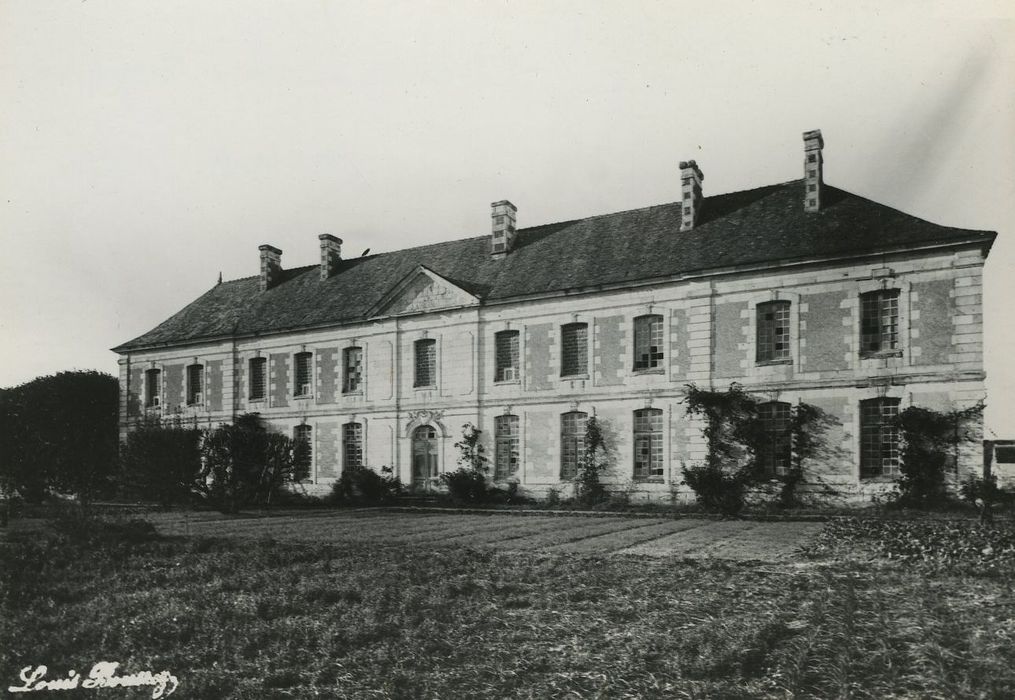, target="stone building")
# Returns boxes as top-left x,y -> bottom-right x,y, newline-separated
113,130 -> 996,501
